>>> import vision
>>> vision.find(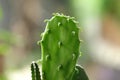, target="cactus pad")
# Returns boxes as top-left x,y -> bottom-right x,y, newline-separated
40,13 -> 80,80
